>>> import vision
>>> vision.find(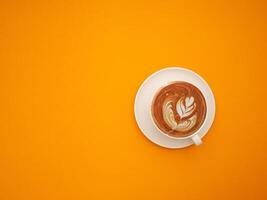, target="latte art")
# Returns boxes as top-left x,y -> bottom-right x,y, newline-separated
151,82 -> 207,137
163,96 -> 197,132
